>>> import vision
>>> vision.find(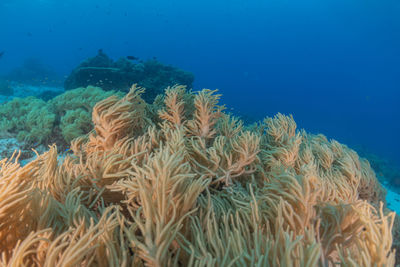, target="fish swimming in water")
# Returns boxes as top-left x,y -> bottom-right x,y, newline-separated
0,51 -> 4,59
